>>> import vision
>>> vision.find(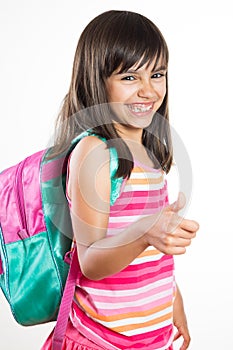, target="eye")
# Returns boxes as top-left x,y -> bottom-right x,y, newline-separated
152,72 -> 166,79
121,75 -> 135,81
